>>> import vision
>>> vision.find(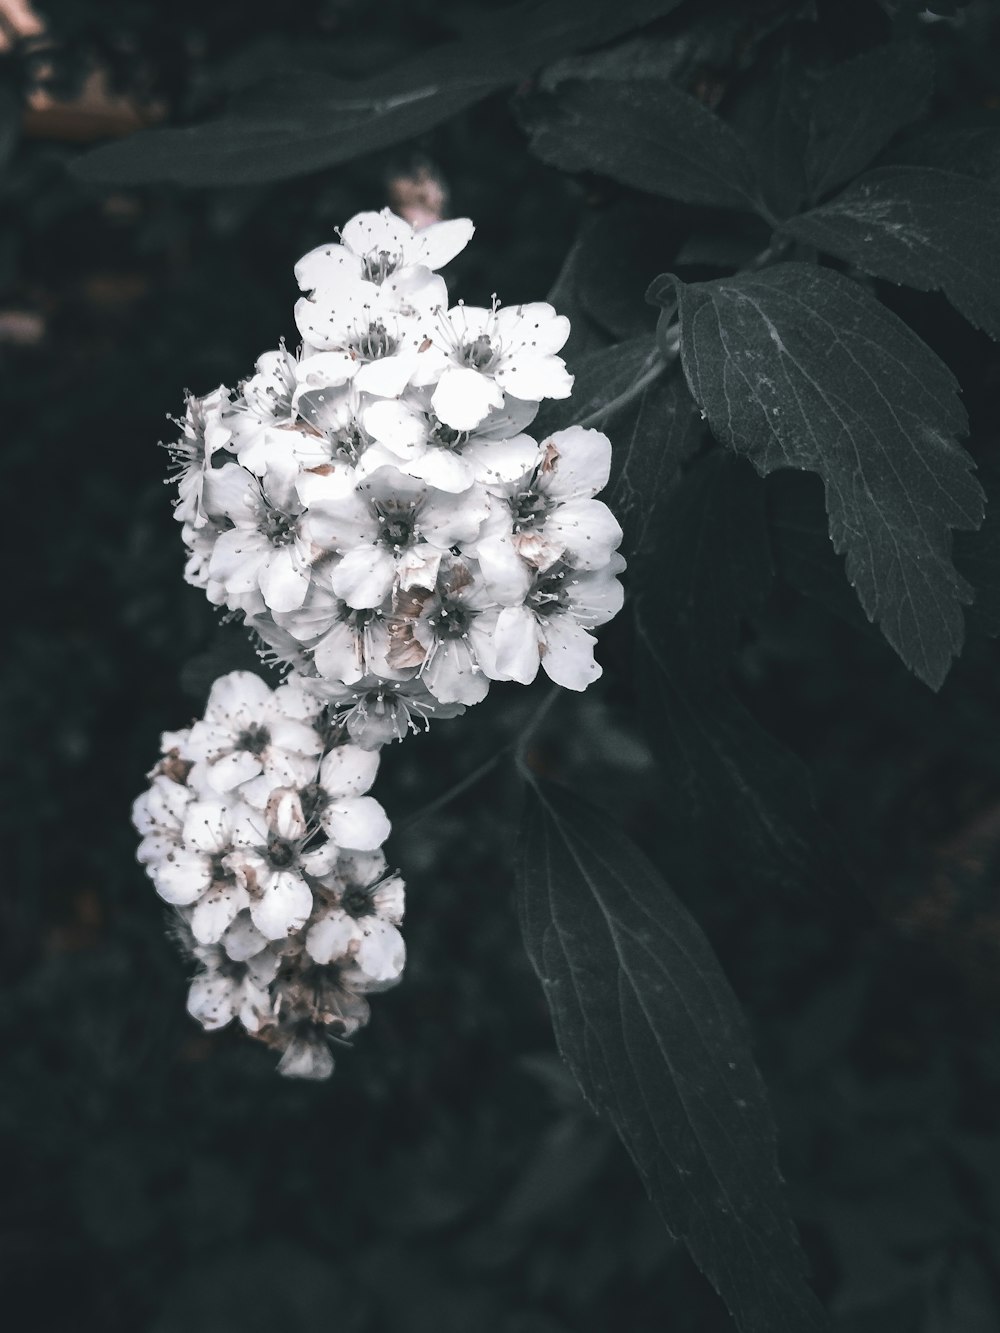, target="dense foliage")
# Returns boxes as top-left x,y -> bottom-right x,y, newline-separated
4,0 -> 1000,1329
